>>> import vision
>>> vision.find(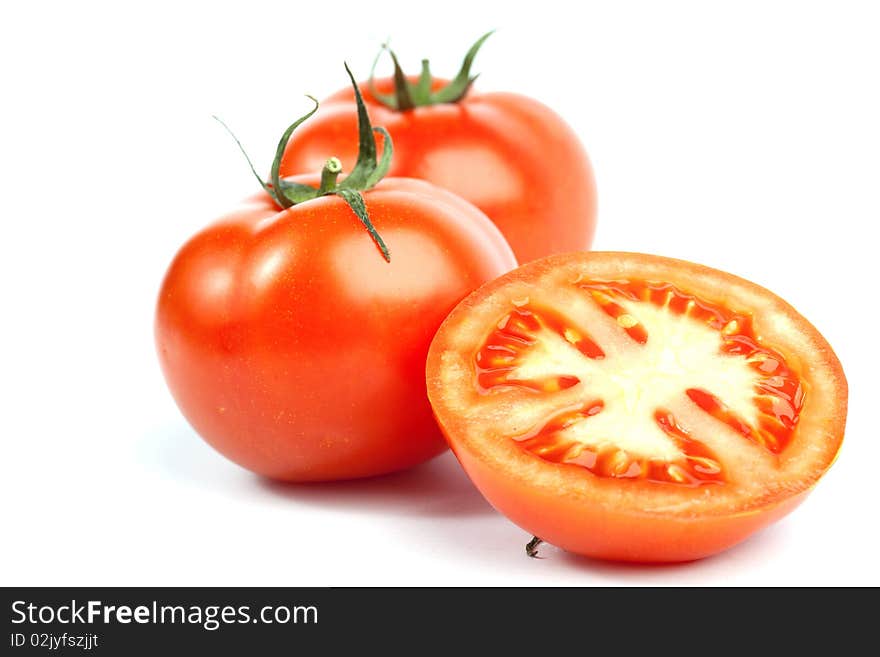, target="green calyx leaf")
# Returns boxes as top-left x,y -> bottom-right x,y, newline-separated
336,63 -> 393,192
369,31 -> 494,111
270,96 -> 319,208
215,64 -> 394,262
336,189 -> 390,261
